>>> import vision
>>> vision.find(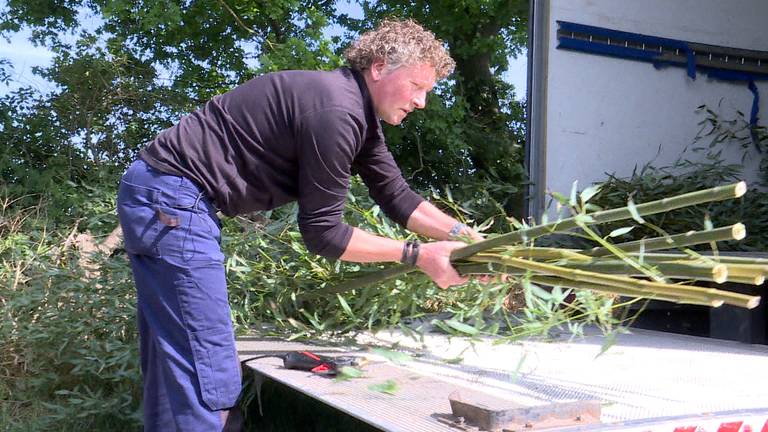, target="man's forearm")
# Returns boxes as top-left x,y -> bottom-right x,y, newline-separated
338,200 -> 461,263
337,226 -> 470,289
338,227 -> 404,263
406,201 -> 461,240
